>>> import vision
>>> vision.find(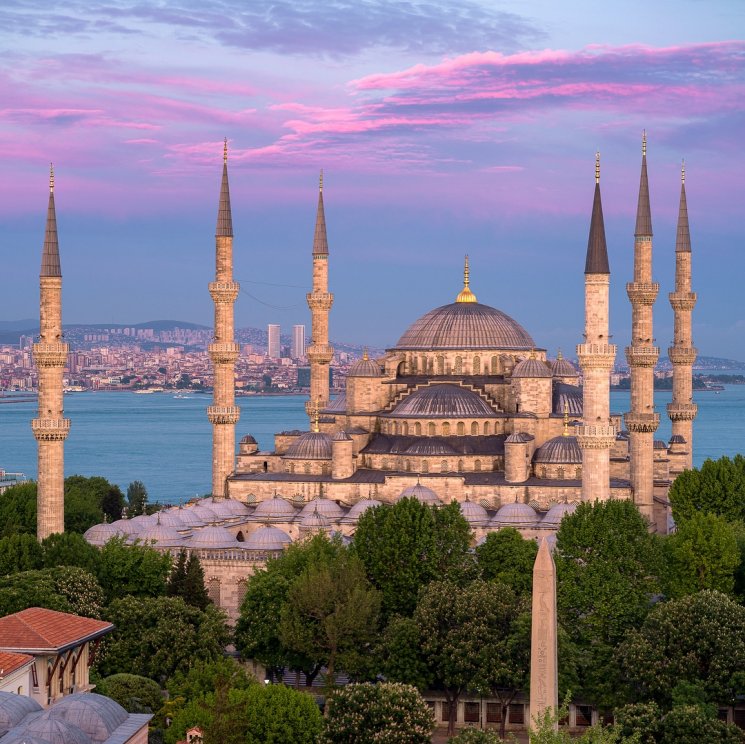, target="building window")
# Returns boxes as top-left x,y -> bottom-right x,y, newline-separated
304,463 -> 310,474
382,459 -> 389,470
458,459 -> 464,471
464,702 -> 480,723
454,356 -> 462,374
441,702 -> 452,722
540,467 -> 547,478
405,460 -> 411,471
437,356 -> 445,375
474,459 -> 482,471
557,466 -> 565,480
575,705 -> 593,727
415,422 -> 422,436
421,460 -> 429,473
733,709 -> 745,729
440,460 -> 448,473
491,355 -> 498,374
575,467 -> 582,479
457,422 -> 465,436
421,356 -> 427,373
402,422 -> 409,435
208,578 -> 221,604
236,531 -> 245,542
428,422 -> 436,436
486,703 -> 502,723
473,356 -> 481,375
471,422 -> 479,435
410,357 -> 417,374
508,704 -> 525,725
483,422 -> 490,435
442,422 -> 450,436
237,580 -> 248,606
